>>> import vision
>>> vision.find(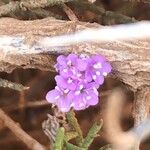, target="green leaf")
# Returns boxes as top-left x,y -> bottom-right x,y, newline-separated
54,127 -> 65,150
82,120 -> 103,149
67,110 -> 83,145
65,131 -> 78,141
65,141 -> 86,150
